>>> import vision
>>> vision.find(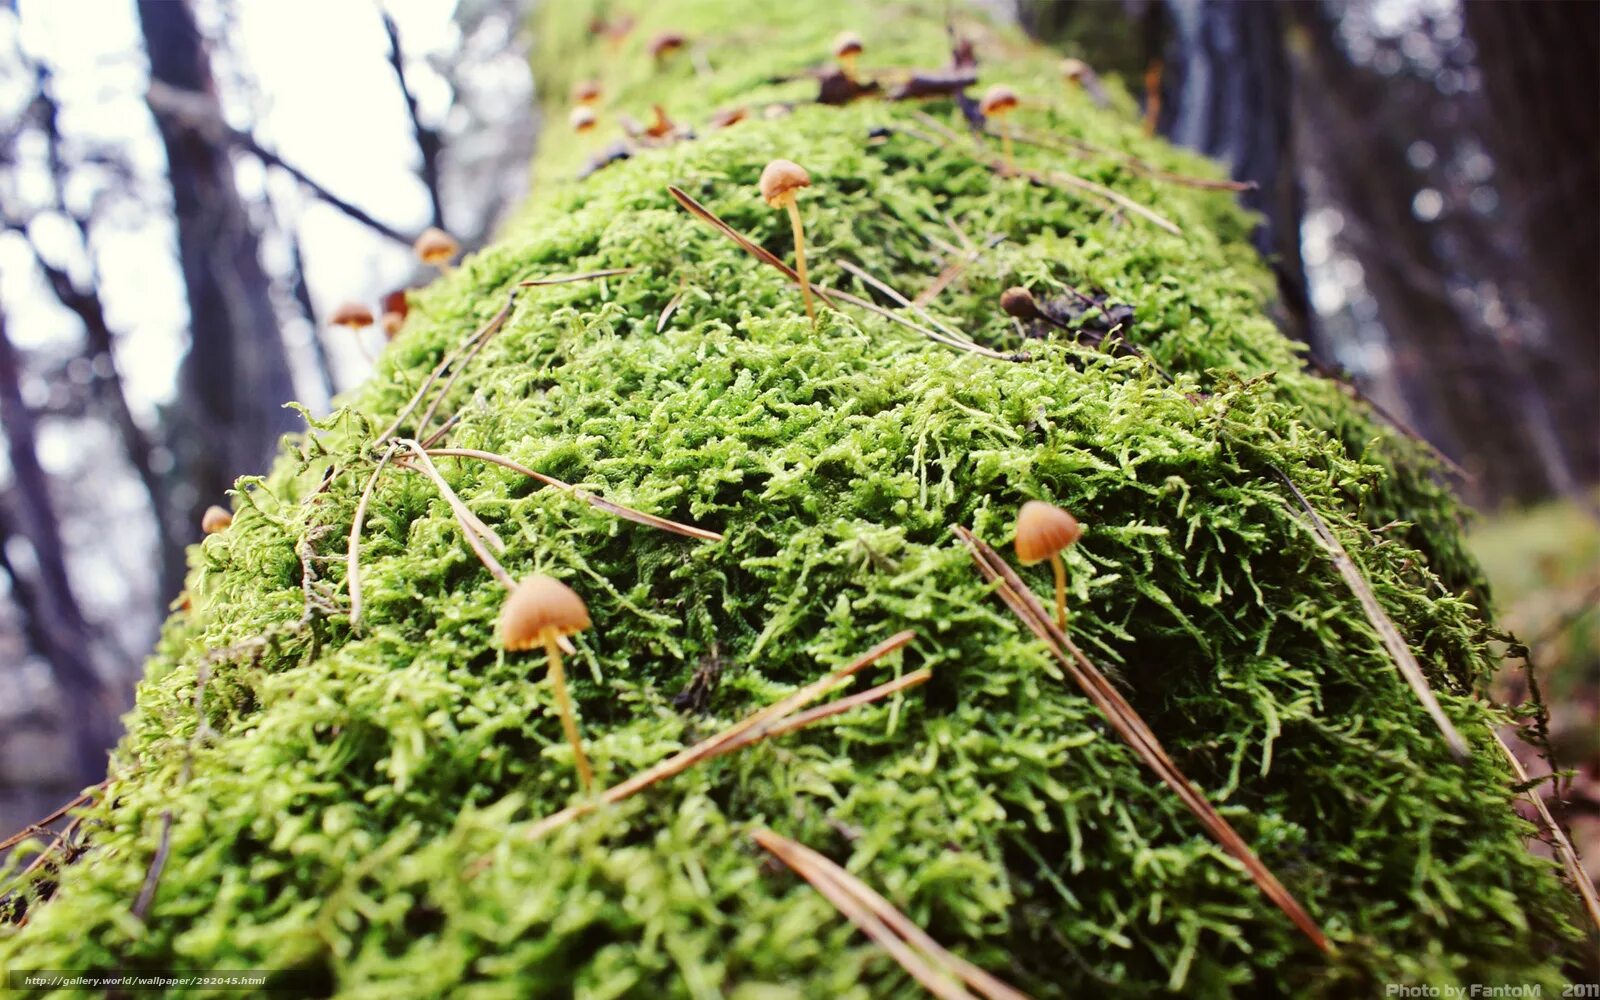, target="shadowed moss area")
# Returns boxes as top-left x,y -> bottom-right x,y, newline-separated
0,0 -> 1586,996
